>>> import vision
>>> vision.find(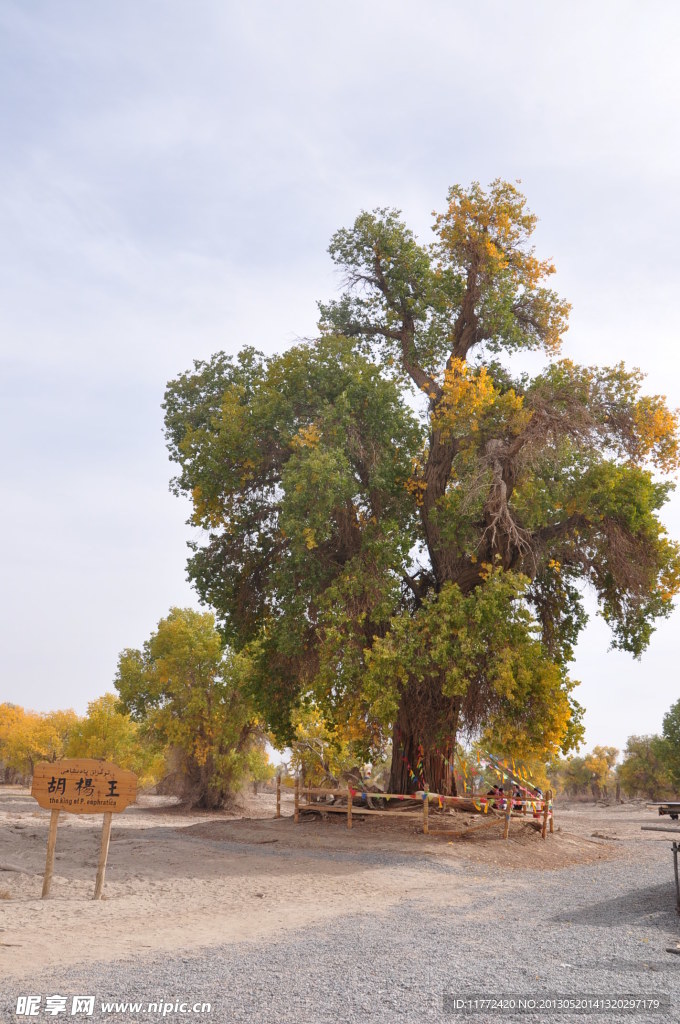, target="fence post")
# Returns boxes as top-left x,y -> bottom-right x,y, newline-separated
503,793 -> 511,840
423,792 -> 429,835
294,776 -> 299,824
541,792 -> 549,839
276,773 -> 281,818
347,787 -> 353,830
549,789 -> 554,834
